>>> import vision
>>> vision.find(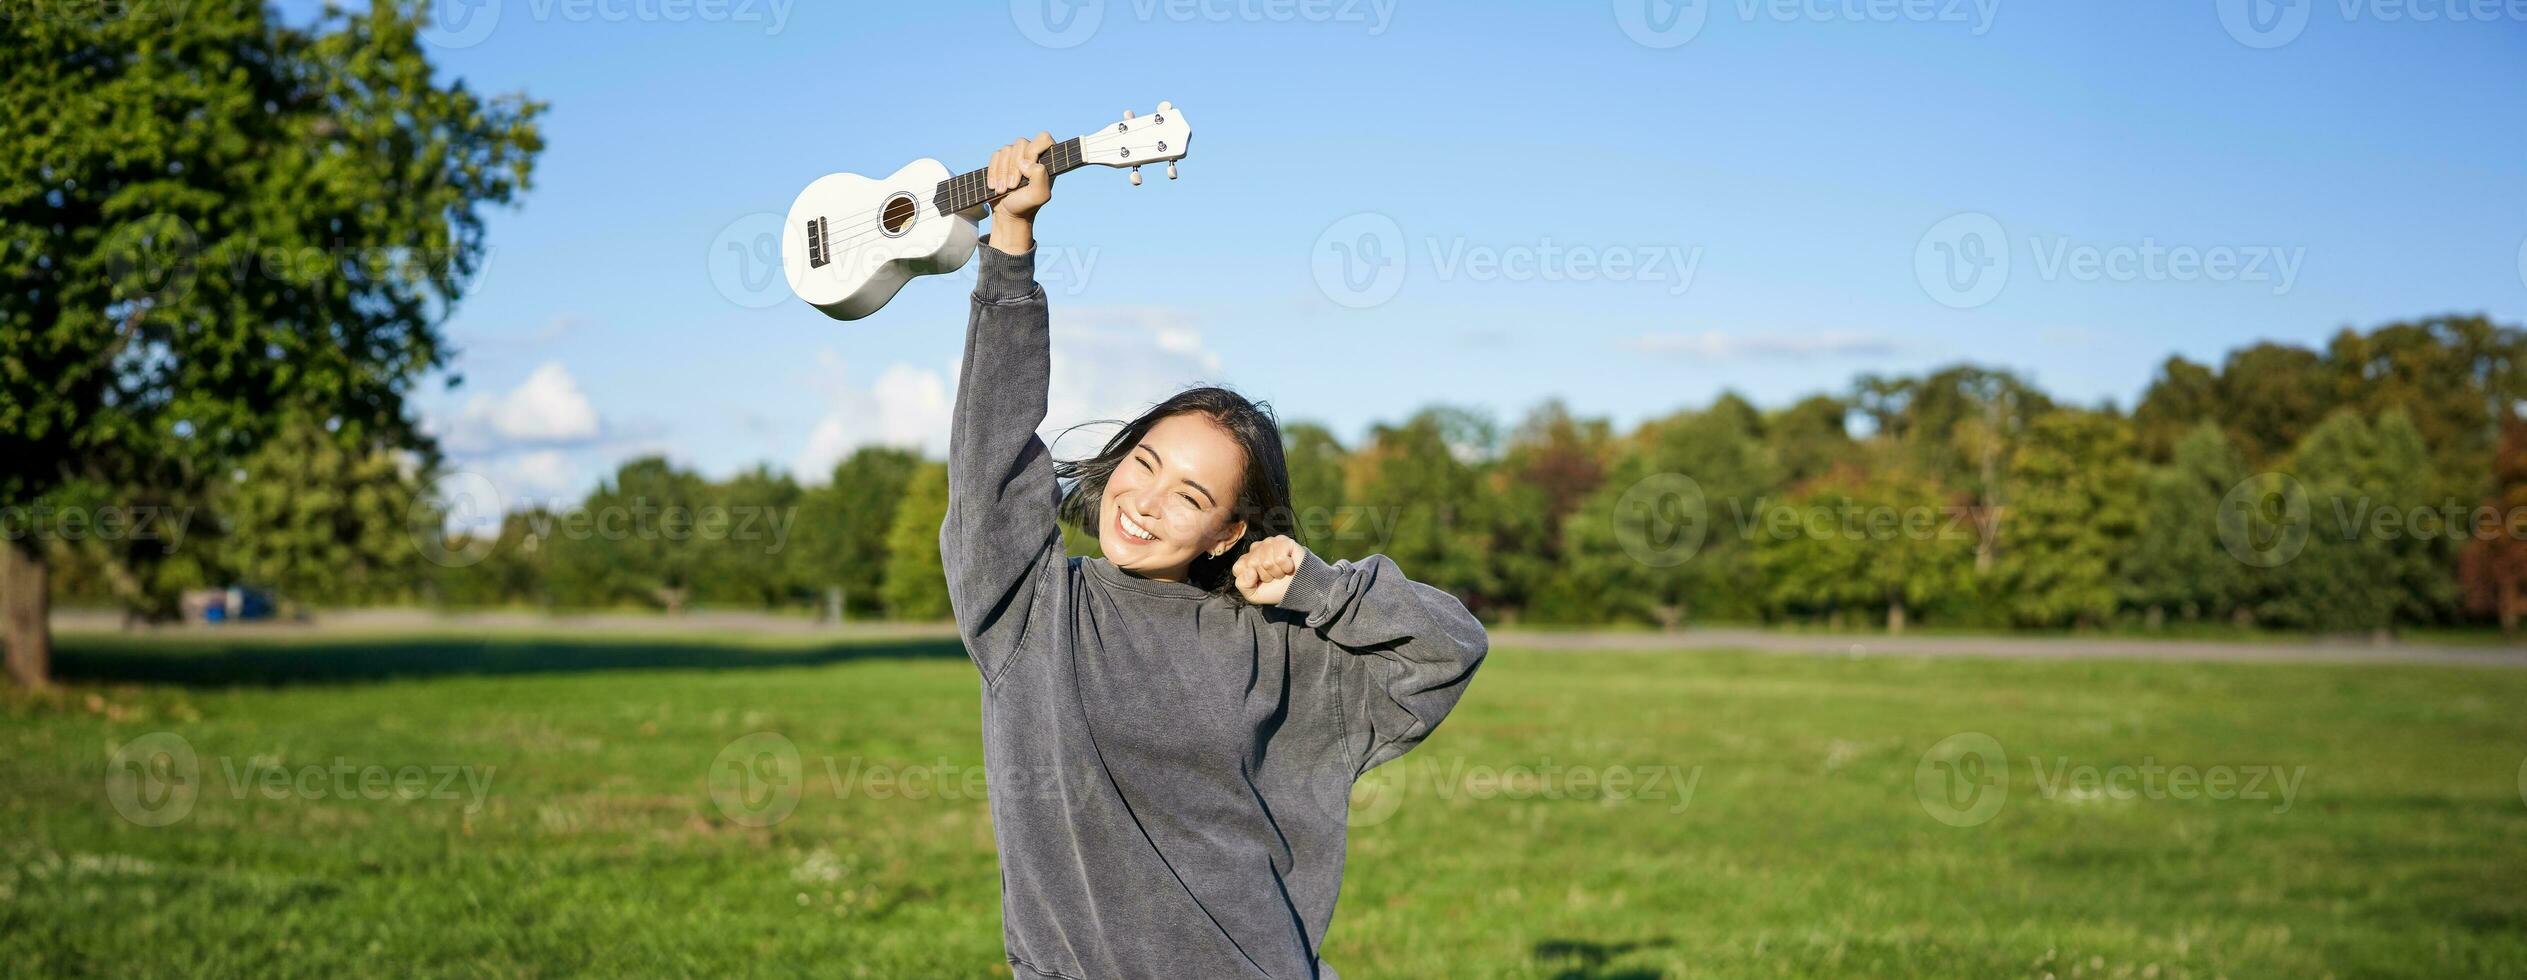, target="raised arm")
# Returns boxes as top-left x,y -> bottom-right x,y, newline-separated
941,133 -> 1061,683
1241,538 -> 1490,773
